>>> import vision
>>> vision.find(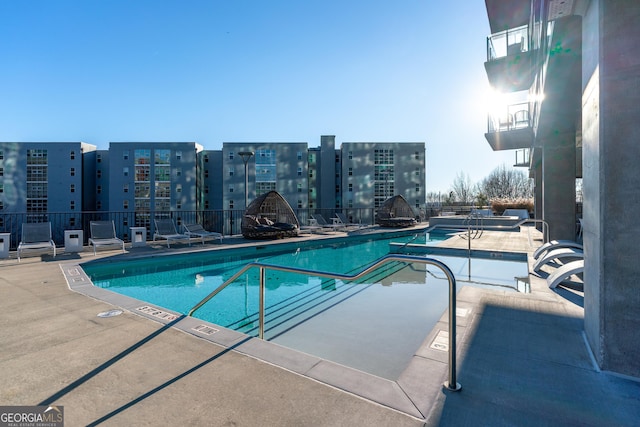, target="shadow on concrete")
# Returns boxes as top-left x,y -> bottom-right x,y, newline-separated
428,304 -> 640,426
